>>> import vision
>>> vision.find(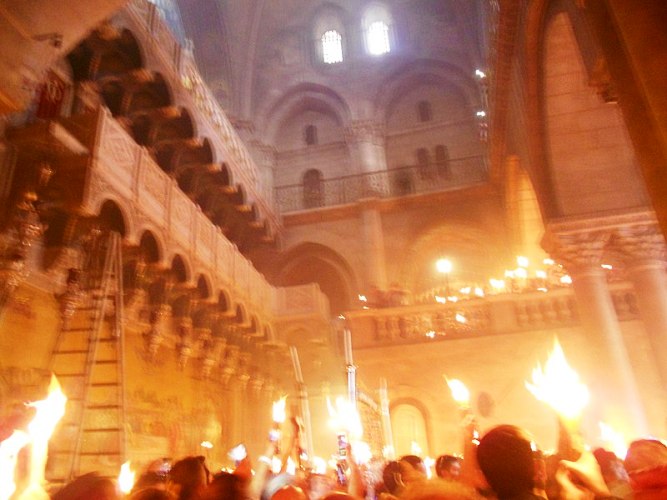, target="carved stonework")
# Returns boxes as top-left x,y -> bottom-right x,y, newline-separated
615,223 -> 667,265
542,225 -> 611,273
589,57 -> 618,104
344,120 -> 385,146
